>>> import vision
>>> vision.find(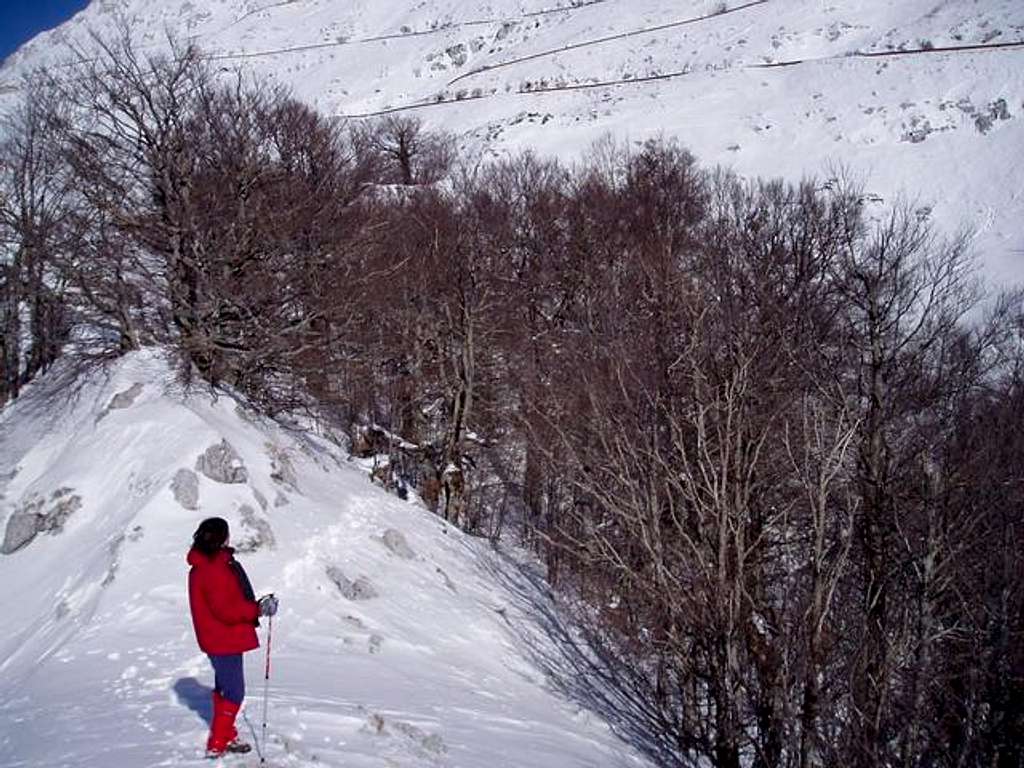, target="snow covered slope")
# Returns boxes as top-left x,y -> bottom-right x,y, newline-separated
0,350 -> 650,768
1,0 -> 1022,285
